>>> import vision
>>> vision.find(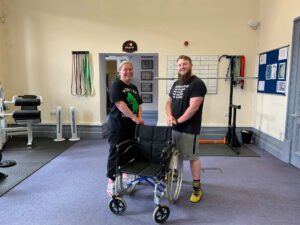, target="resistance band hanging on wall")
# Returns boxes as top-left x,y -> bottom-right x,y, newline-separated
225,55 -> 246,89
71,51 -> 94,96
